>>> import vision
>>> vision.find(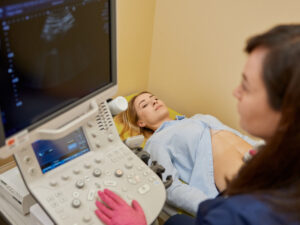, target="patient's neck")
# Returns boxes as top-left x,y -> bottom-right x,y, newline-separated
149,117 -> 173,131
